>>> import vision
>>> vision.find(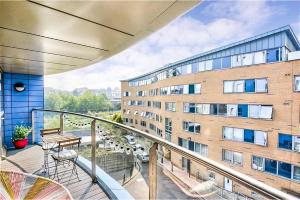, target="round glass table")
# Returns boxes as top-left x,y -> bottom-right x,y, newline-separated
0,170 -> 73,200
